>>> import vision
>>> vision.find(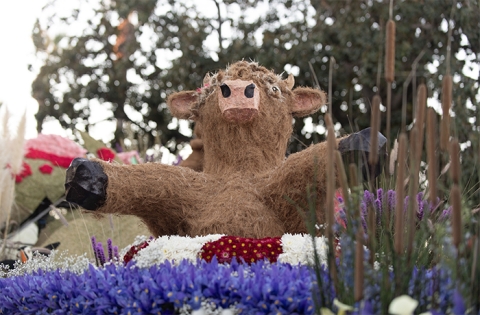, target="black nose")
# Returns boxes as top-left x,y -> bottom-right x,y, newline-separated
220,84 -> 231,98
244,83 -> 255,98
